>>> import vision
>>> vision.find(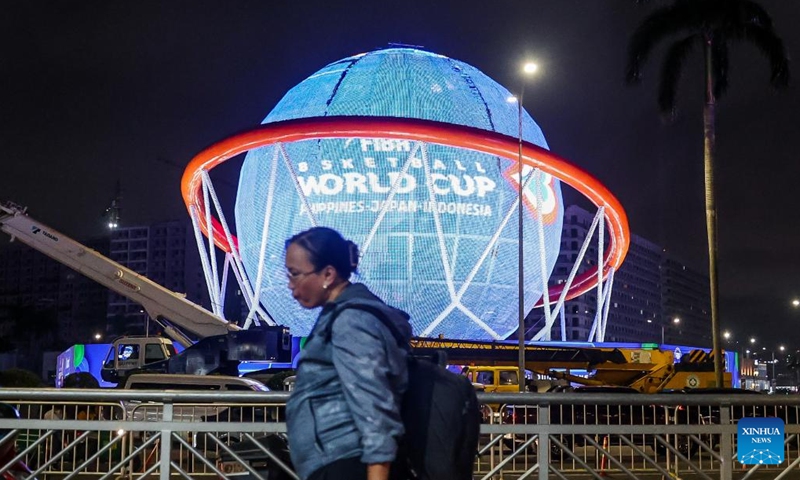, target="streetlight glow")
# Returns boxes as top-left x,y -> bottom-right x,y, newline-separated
723,330 -> 731,340
792,298 -> 800,307
750,337 -> 756,344
523,62 -> 538,75
780,345 -> 786,352
673,317 -> 680,324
